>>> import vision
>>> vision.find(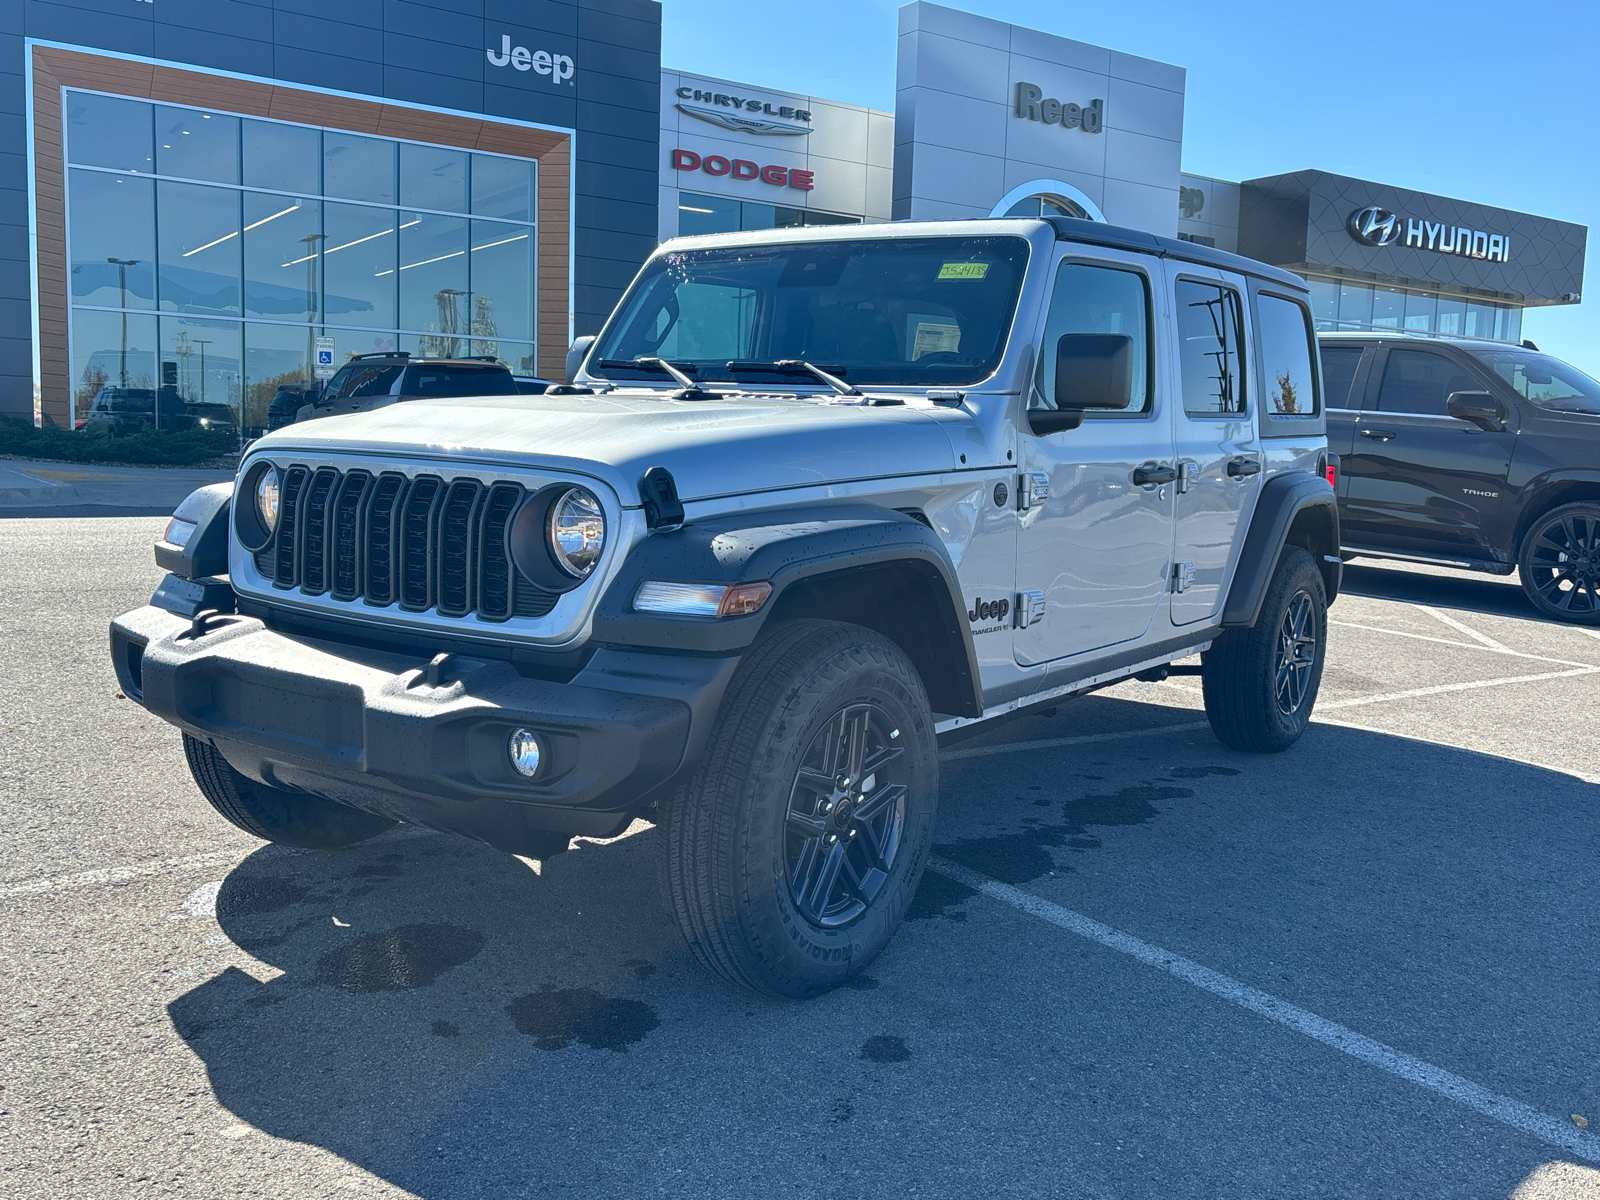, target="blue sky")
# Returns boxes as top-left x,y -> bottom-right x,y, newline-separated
661,0 -> 1600,377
